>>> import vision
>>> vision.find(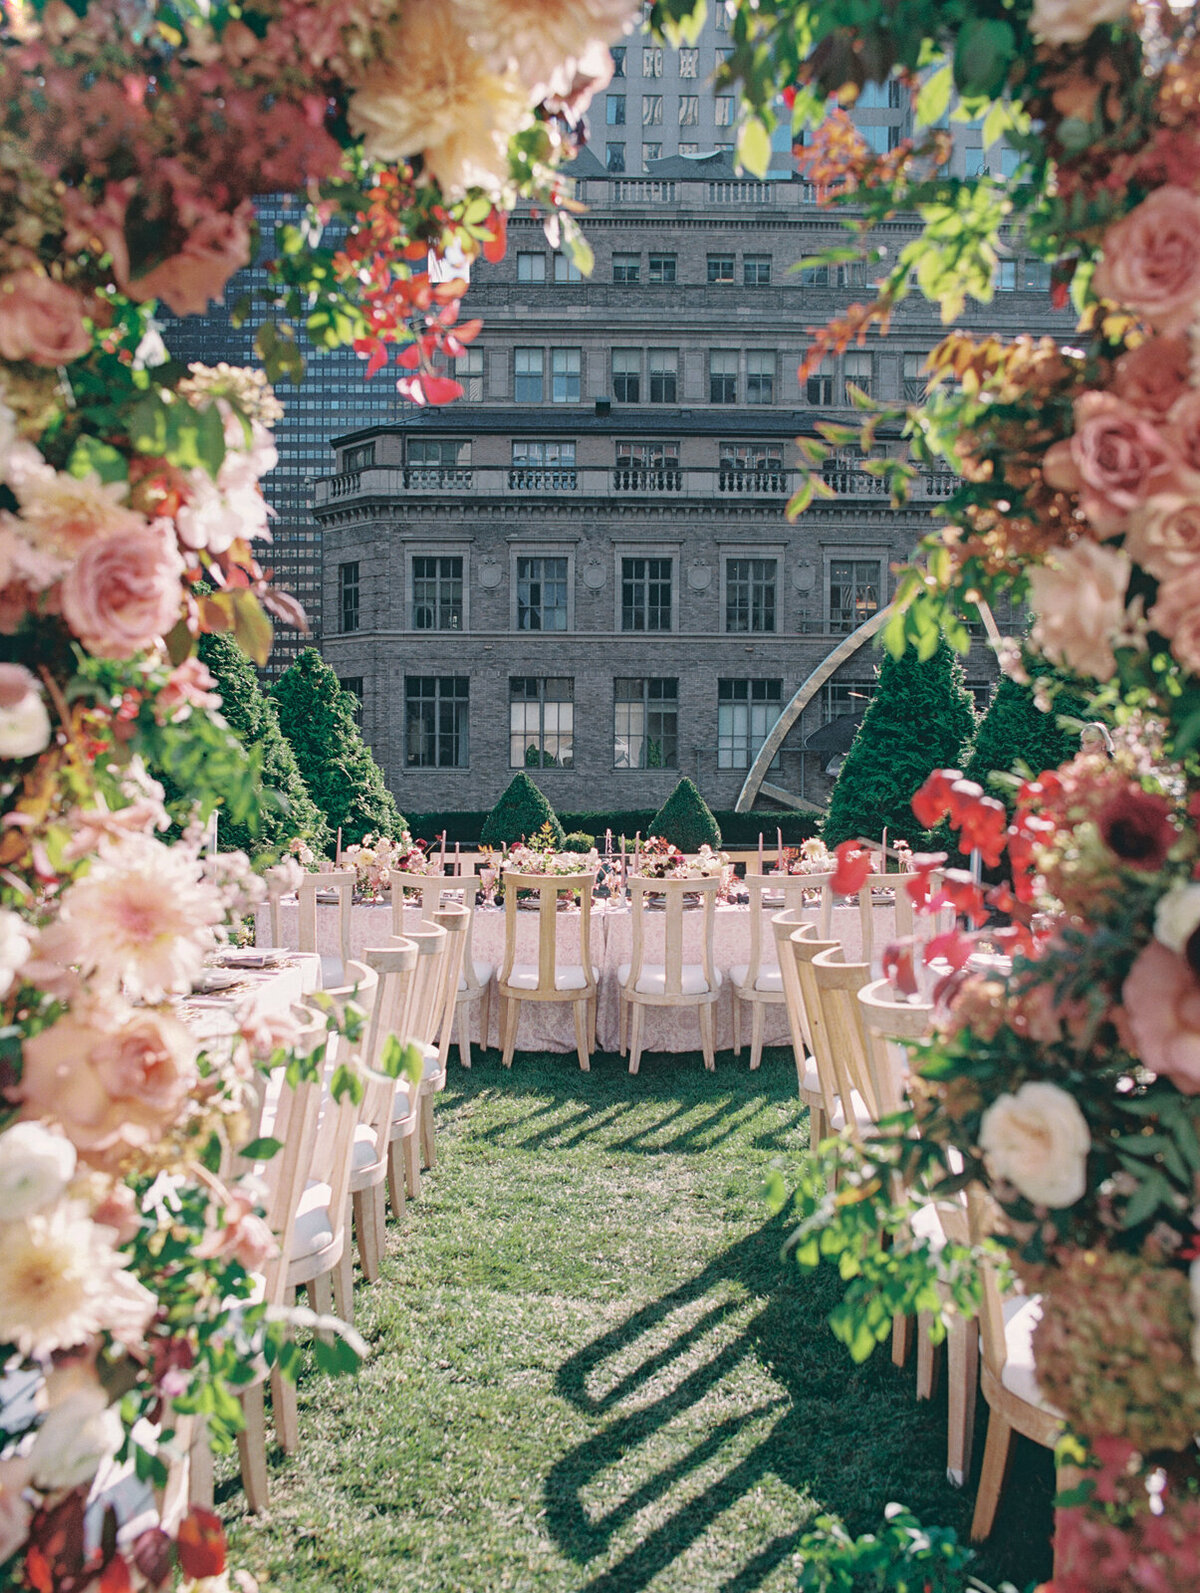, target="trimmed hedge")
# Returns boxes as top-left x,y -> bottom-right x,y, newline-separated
404,808 -> 819,847
479,773 -> 564,848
